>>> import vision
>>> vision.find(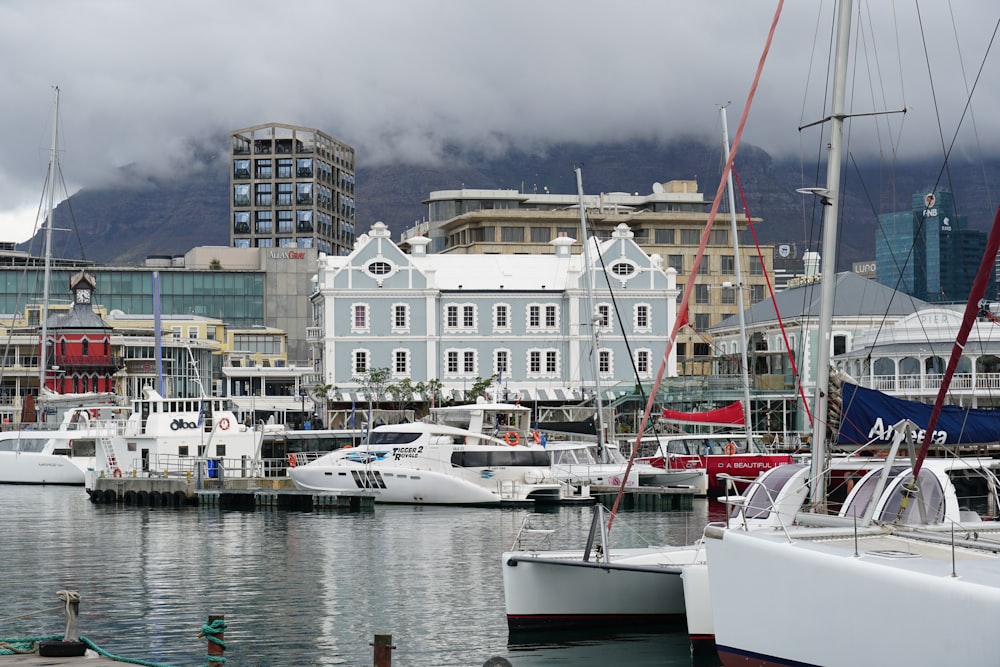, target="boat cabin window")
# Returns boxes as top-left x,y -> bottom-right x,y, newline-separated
452,450 -> 550,468
736,463 -> 807,520
0,437 -> 48,453
369,431 -> 422,445
838,467 -> 906,518
947,468 -> 999,519
878,469 -> 945,524
69,439 -> 96,457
